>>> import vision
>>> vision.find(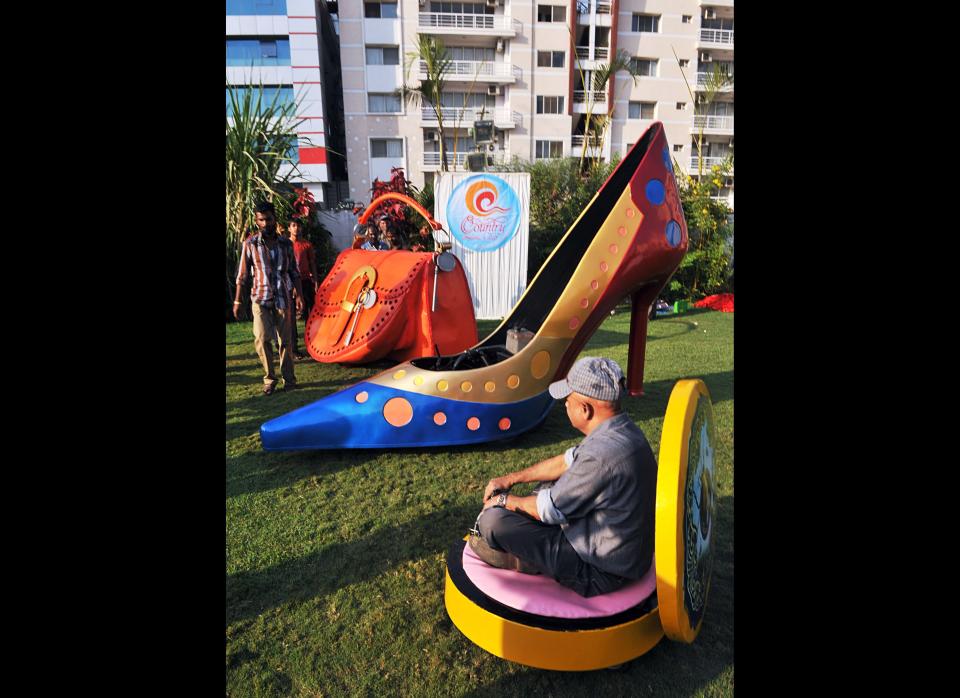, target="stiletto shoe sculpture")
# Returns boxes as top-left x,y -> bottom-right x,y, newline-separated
261,122 -> 688,450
